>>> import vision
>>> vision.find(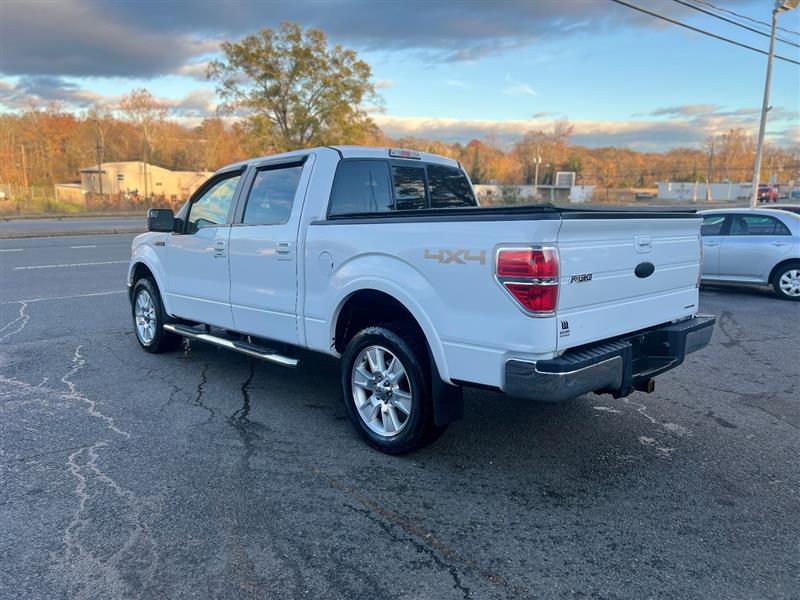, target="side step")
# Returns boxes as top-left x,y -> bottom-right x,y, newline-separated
163,324 -> 299,368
